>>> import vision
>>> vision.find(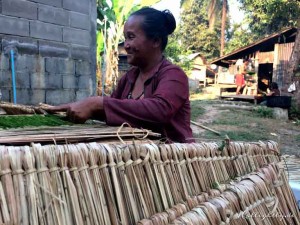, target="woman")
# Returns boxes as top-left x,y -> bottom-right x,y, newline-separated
266,82 -> 280,96
47,7 -> 194,143
235,60 -> 248,95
